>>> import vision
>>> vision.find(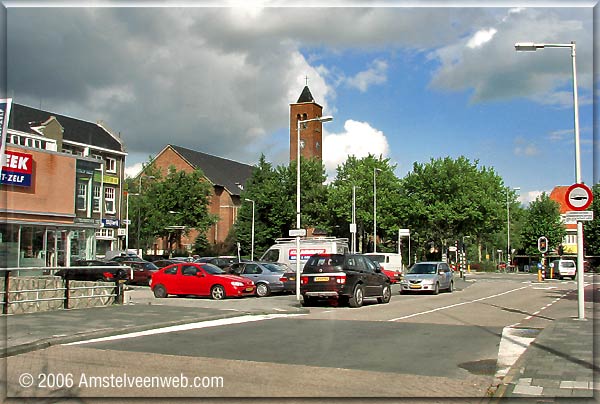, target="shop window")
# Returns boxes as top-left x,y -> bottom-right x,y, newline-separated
105,187 -> 116,214
106,157 -> 117,173
93,185 -> 102,213
19,226 -> 46,268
